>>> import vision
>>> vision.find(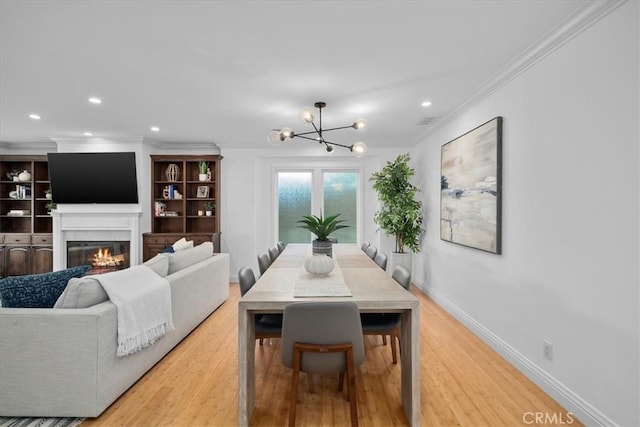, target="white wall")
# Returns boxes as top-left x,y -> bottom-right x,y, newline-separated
219,145 -> 408,280
412,2 -> 639,425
